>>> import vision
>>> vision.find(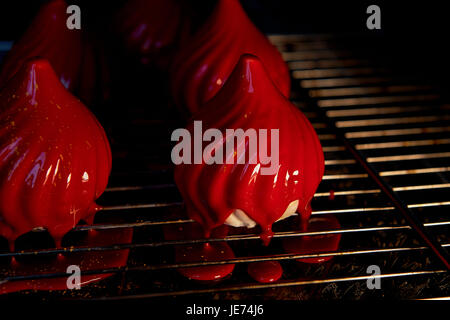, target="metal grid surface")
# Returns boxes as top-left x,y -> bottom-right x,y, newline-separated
0,33 -> 449,300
